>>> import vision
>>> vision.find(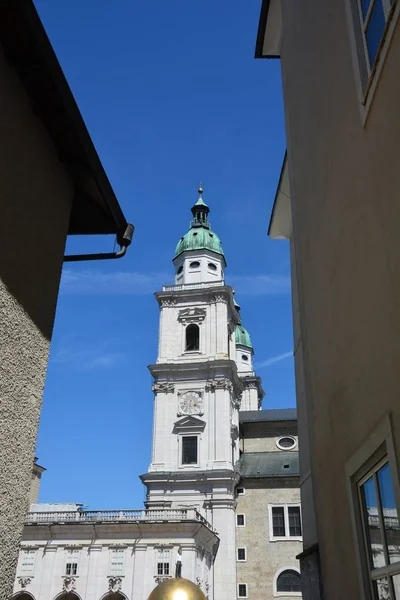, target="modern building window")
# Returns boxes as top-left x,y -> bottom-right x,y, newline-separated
237,487 -> 245,496
237,583 -> 248,597
276,436 -> 297,450
109,548 -> 125,576
236,514 -> 246,527
237,547 -> 247,562
270,505 -> 302,540
185,324 -> 199,351
348,0 -> 398,102
19,550 -> 36,576
356,457 -> 400,597
157,548 -> 171,576
65,549 -> 79,576
276,569 -> 301,593
182,436 -> 198,464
